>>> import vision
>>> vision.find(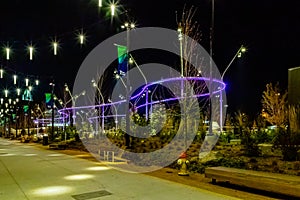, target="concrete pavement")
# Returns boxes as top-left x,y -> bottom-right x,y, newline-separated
0,138 -> 240,200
